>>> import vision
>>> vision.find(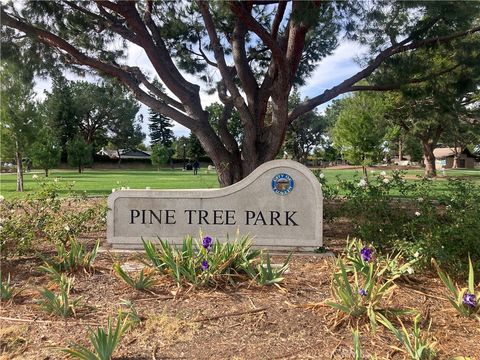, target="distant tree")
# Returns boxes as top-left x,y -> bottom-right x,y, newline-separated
332,92 -> 389,179
67,136 -> 92,173
149,109 -> 174,147
42,75 -> 77,162
0,61 -> 38,191
284,91 -> 328,164
150,144 -> 170,171
30,129 -> 61,177
188,132 -> 206,160
108,115 -> 145,165
71,81 -> 141,147
206,102 -> 243,144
